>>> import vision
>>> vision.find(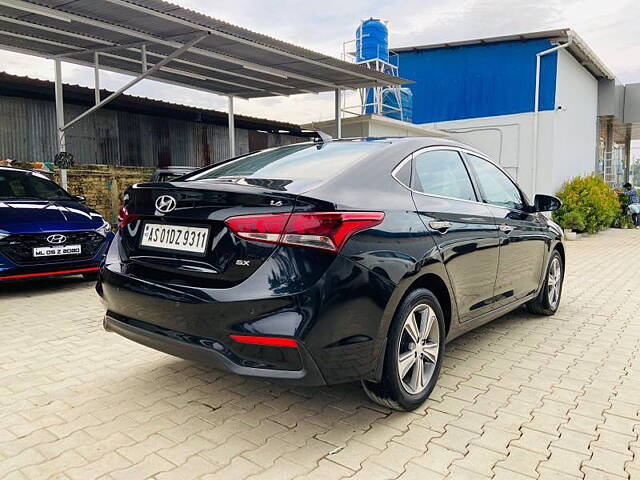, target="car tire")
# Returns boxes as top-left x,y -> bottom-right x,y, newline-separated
527,249 -> 564,316
362,288 -> 445,411
82,272 -> 99,281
